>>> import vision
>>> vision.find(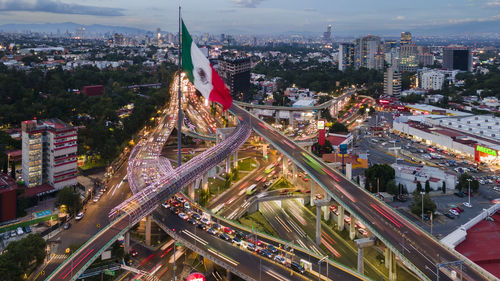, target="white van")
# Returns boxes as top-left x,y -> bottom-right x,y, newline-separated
16,227 -> 24,236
